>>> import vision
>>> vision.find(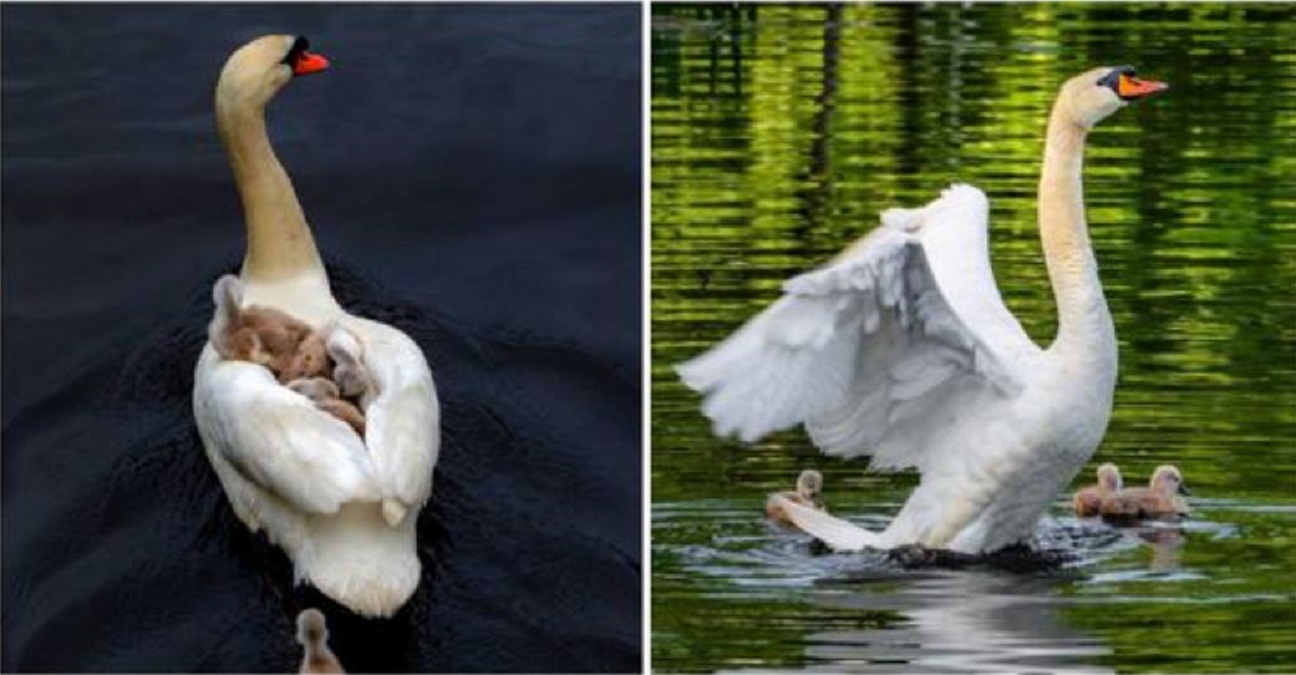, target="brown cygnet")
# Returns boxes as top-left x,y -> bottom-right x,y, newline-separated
209,275 -> 371,434
208,274 -> 331,383
1100,465 -> 1191,522
287,379 -> 367,437
296,608 -> 344,674
1073,462 -> 1123,517
766,469 -> 826,527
